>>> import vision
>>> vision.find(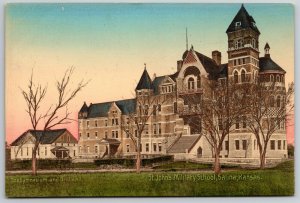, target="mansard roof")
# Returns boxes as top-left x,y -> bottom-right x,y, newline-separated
259,57 -> 286,73
226,4 -> 260,34
87,98 -> 136,118
11,129 -> 69,146
135,68 -> 152,90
